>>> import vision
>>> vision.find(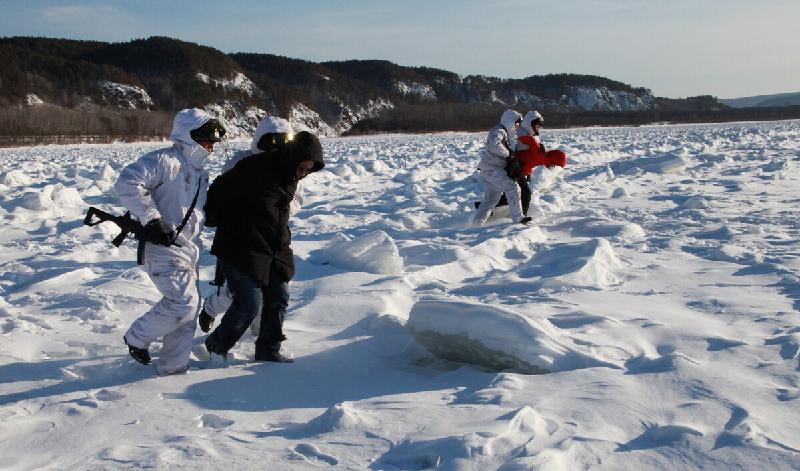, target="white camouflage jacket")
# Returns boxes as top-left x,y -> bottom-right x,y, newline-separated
478,110 -> 522,172
114,109 -> 212,266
